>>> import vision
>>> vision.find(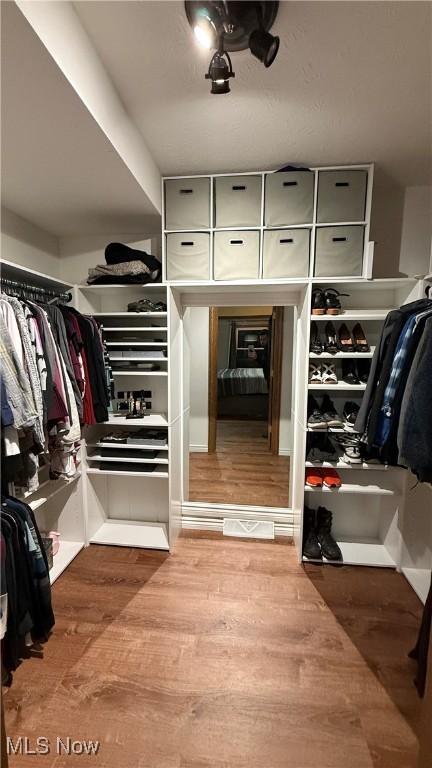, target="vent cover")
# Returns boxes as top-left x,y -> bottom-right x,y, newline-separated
223,519 -> 275,540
